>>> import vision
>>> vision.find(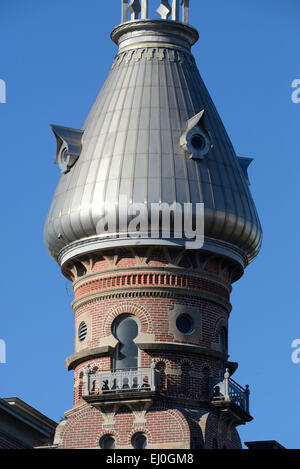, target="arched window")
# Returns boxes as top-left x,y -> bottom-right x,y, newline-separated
112,315 -> 139,370
132,432 -> 147,449
100,434 -> 116,449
